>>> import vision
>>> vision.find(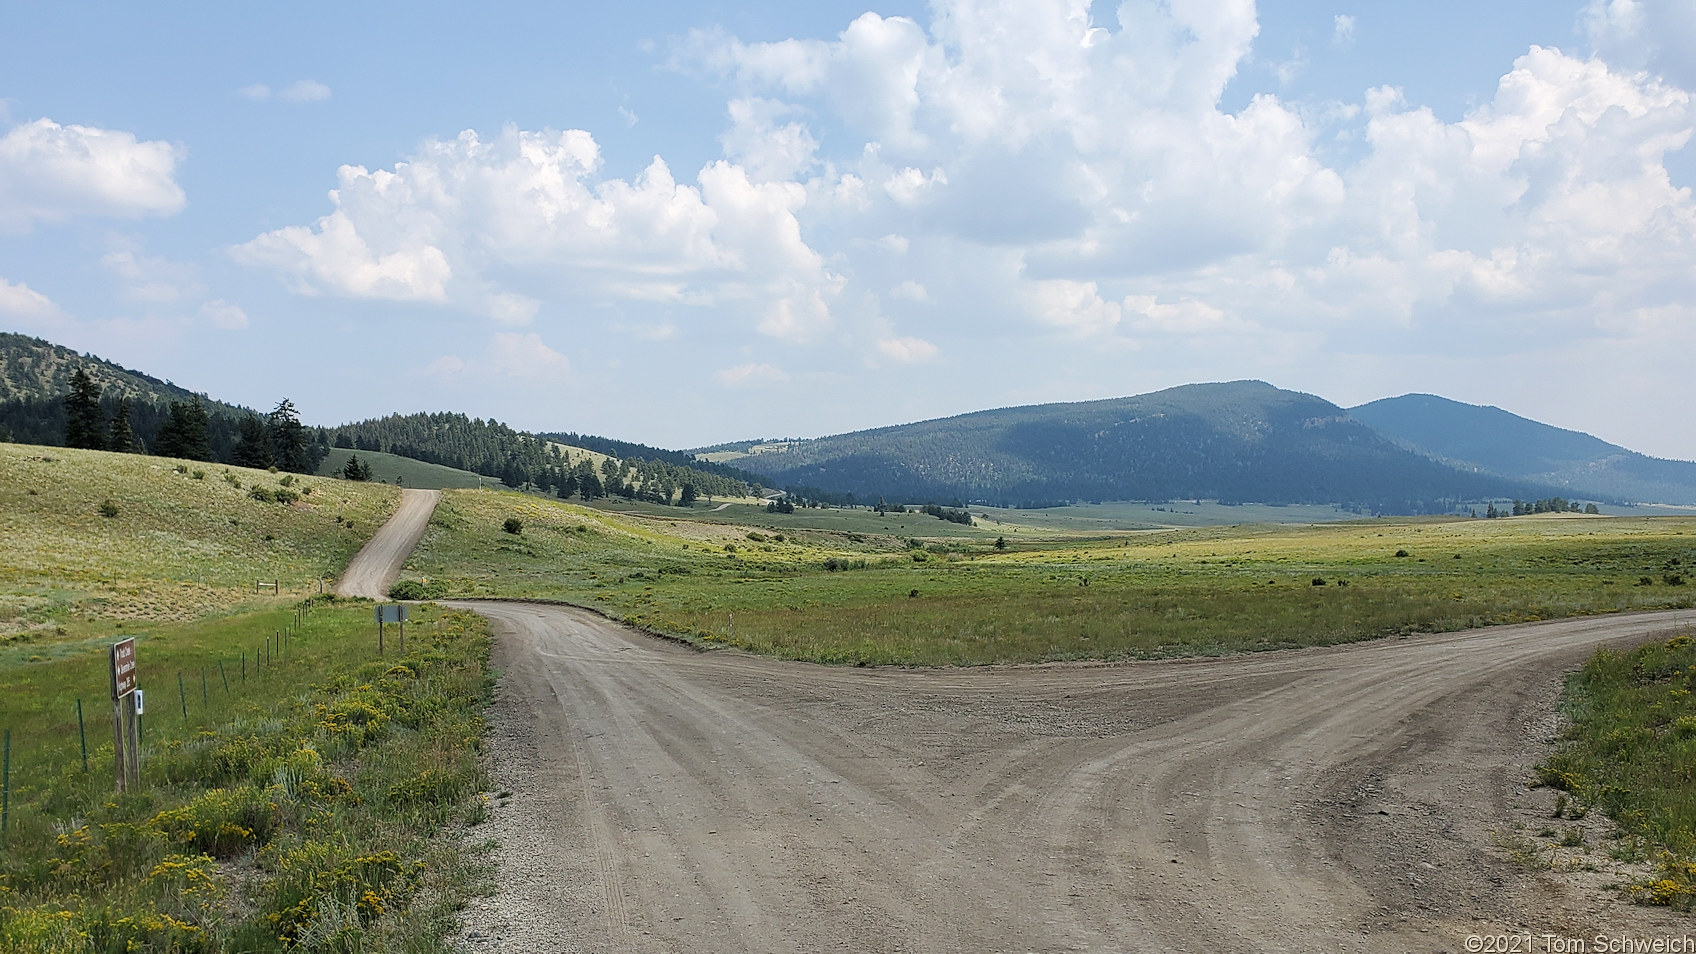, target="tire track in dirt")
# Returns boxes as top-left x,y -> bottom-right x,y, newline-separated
456,602 -> 1695,953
